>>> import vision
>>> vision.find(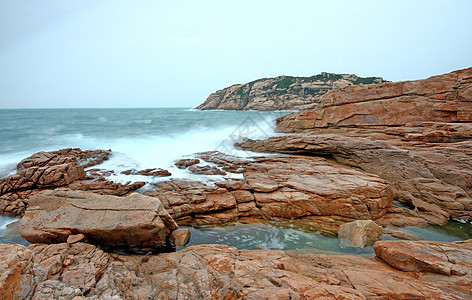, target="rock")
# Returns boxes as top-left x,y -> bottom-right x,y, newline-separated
196,72 -> 385,111
196,151 -> 248,173
0,160 -> 85,194
244,156 -> 392,220
188,165 -> 227,175
121,168 -> 171,177
145,154 -> 392,229
374,239 -> 472,276
0,244 -> 34,300
145,179 -> 239,225
0,148 -> 116,217
169,228 -> 191,246
174,158 -> 200,169
66,177 -> 145,196
382,228 -> 425,241
238,68 -> 472,224
67,234 -> 87,244
19,190 -> 178,246
277,68 -> 472,131
238,134 -> 472,225
17,148 -> 111,171
375,209 -> 429,227
338,220 -> 383,247
1,242 -> 470,299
